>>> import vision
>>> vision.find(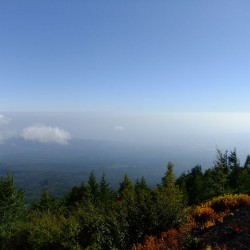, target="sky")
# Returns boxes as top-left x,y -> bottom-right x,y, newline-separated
1,1 -> 250,150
